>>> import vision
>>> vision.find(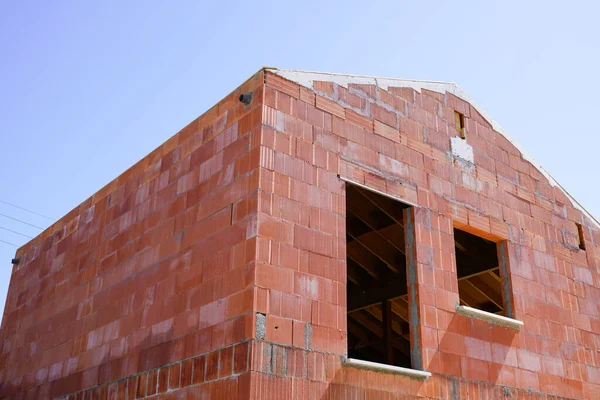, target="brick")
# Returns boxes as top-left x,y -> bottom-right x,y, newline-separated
265,315 -> 293,345
489,218 -> 509,240
266,72 -> 300,98
371,103 -> 398,128
466,210 -> 491,234
146,369 -> 157,396
313,81 -> 334,95
374,121 -> 400,143
157,367 -> 168,393
233,342 -> 249,374
316,95 -> 345,119
338,86 -> 367,110
379,88 -> 407,111
348,83 -> 376,98
135,373 -> 147,398
218,346 -> 233,378
345,109 -> 373,131
180,359 -> 192,387
205,351 -> 219,381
